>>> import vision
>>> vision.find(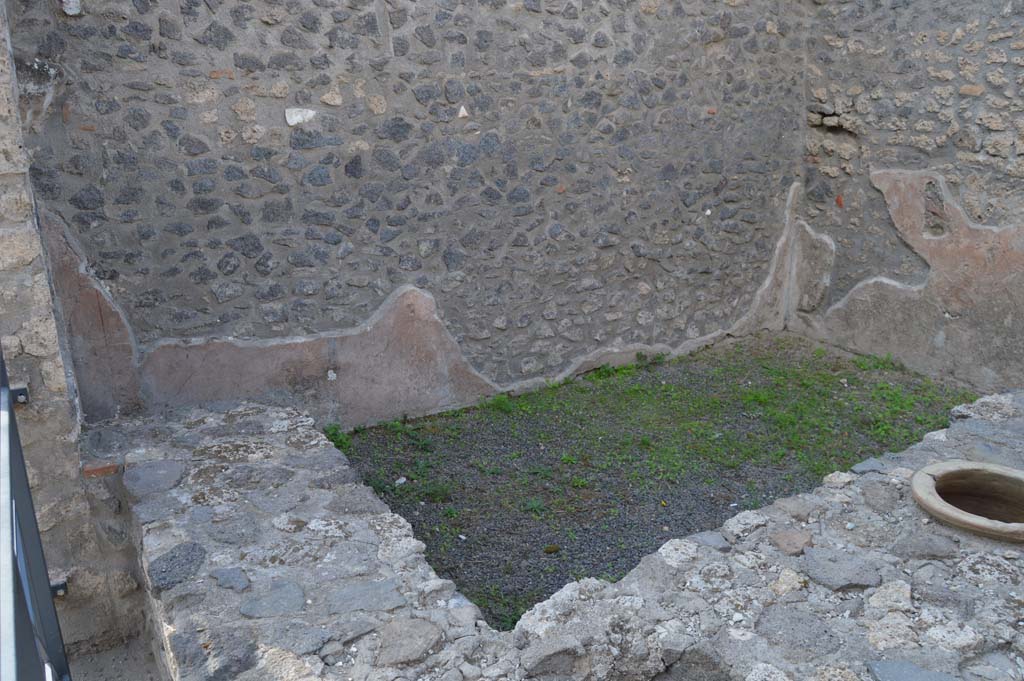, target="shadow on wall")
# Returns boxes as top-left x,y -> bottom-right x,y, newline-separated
789,170 -> 1024,392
